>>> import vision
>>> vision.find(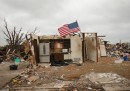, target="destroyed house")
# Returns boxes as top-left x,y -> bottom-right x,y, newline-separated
31,33 -> 106,64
